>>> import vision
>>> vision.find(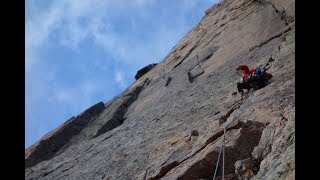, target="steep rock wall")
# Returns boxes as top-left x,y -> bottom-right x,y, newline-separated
25,0 -> 295,179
